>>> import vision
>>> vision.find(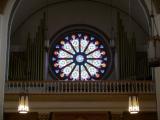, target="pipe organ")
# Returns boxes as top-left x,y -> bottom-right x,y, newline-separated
8,13 -> 151,81
8,14 -> 46,81
116,13 -> 151,80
